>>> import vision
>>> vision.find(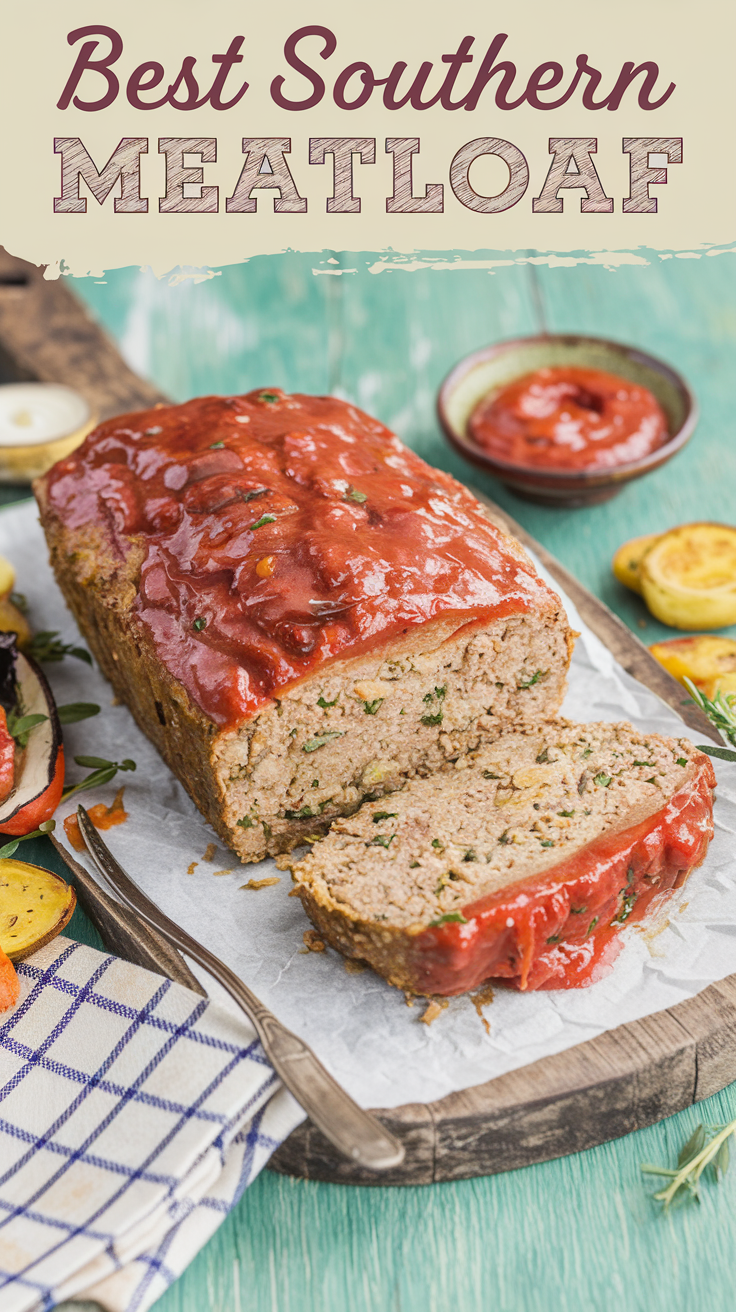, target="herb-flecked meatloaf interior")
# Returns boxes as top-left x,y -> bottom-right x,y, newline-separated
282,721 -> 715,994
34,389 -> 573,861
